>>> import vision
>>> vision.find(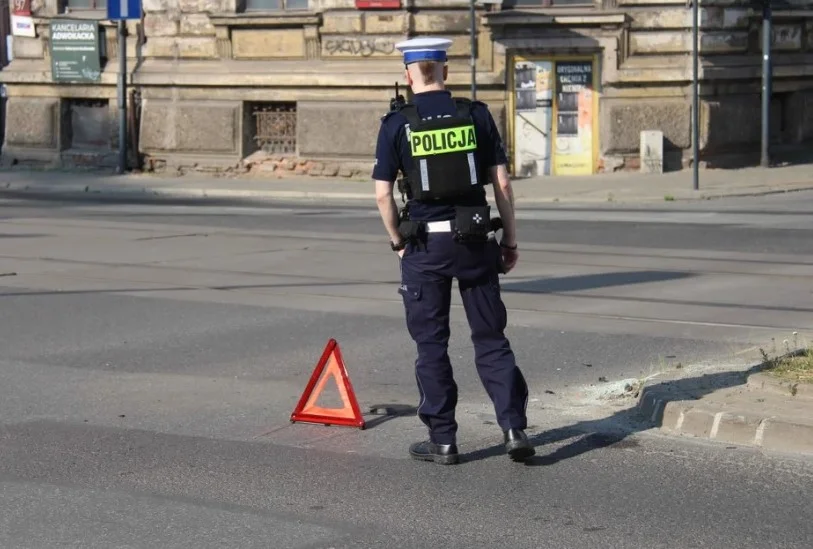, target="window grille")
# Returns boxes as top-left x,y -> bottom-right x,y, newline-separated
251,102 -> 297,155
